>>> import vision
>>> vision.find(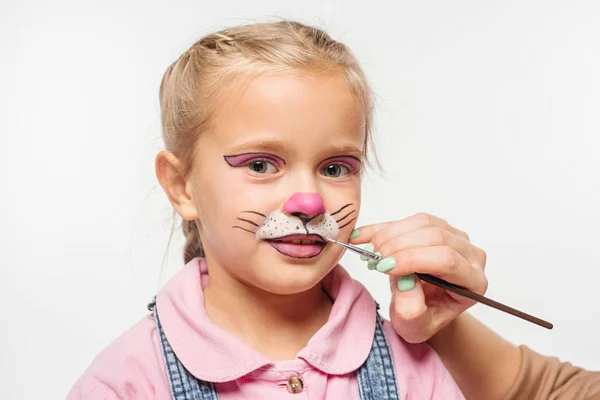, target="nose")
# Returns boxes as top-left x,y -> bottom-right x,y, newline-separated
283,192 -> 326,219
